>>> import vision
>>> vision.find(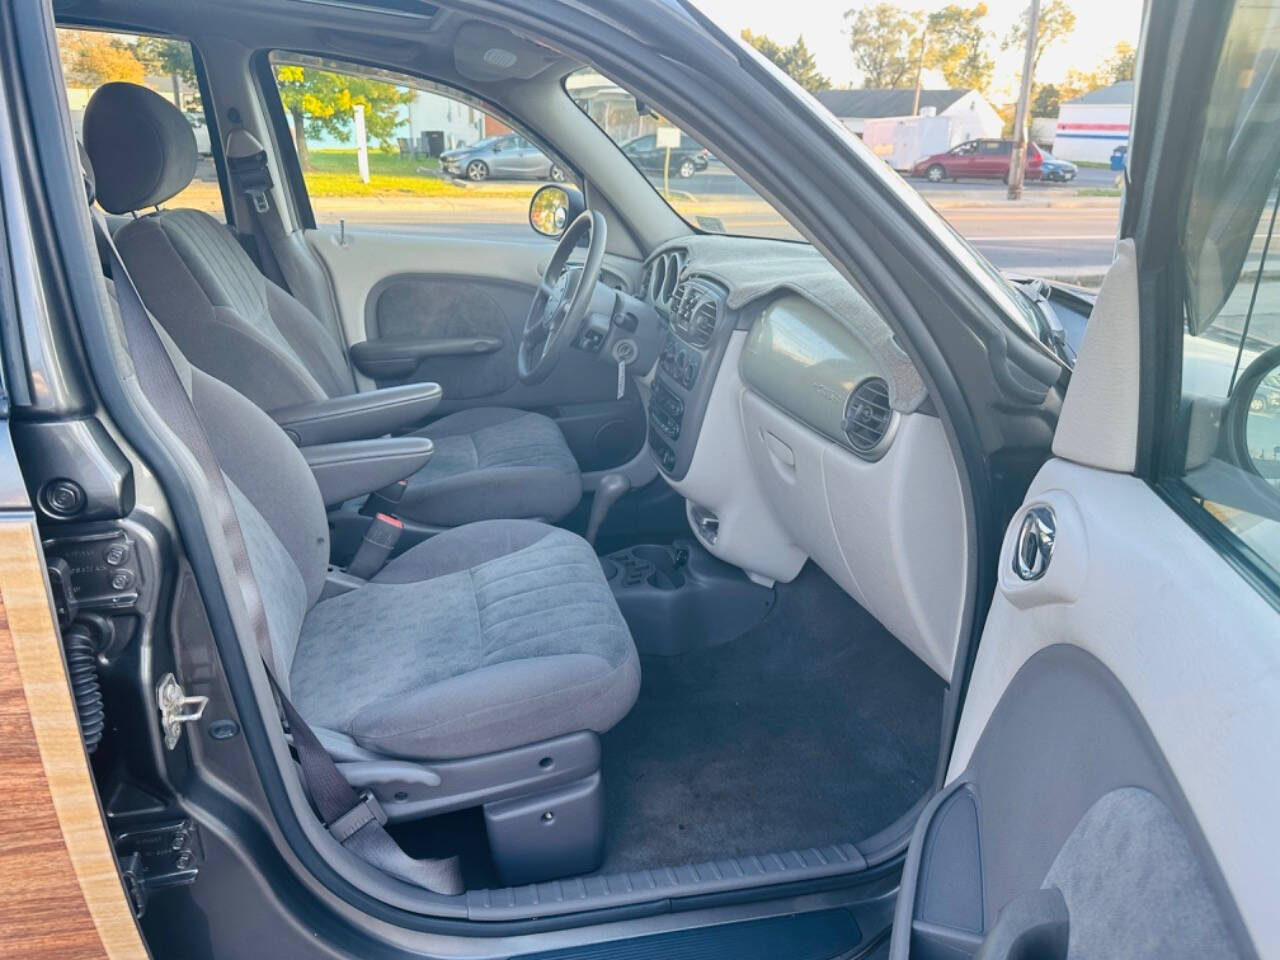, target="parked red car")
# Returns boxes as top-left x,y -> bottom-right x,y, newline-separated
911,138 -> 1043,183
